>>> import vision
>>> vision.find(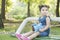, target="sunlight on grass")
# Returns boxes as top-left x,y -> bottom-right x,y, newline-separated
0,23 -> 60,40
0,34 -> 18,40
